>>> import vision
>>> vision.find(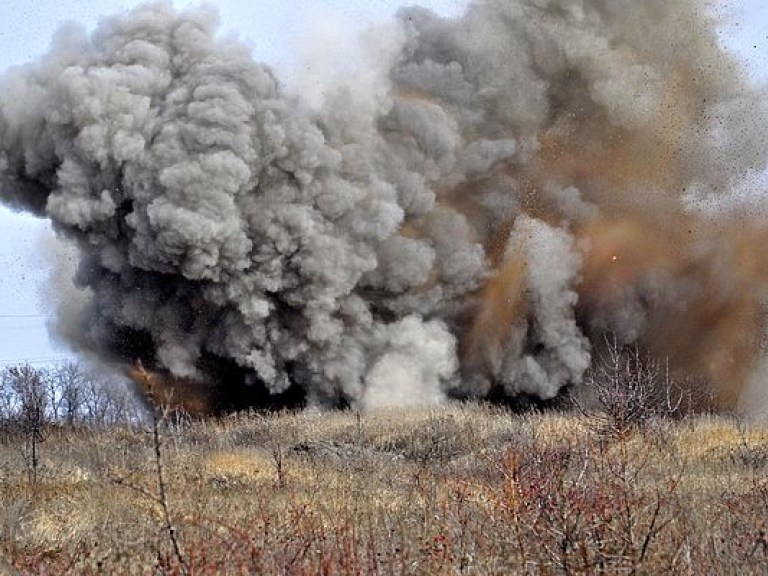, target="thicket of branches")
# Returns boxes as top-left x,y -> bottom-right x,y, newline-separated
0,335 -> 720,432
0,361 -> 143,428
578,336 -> 717,437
